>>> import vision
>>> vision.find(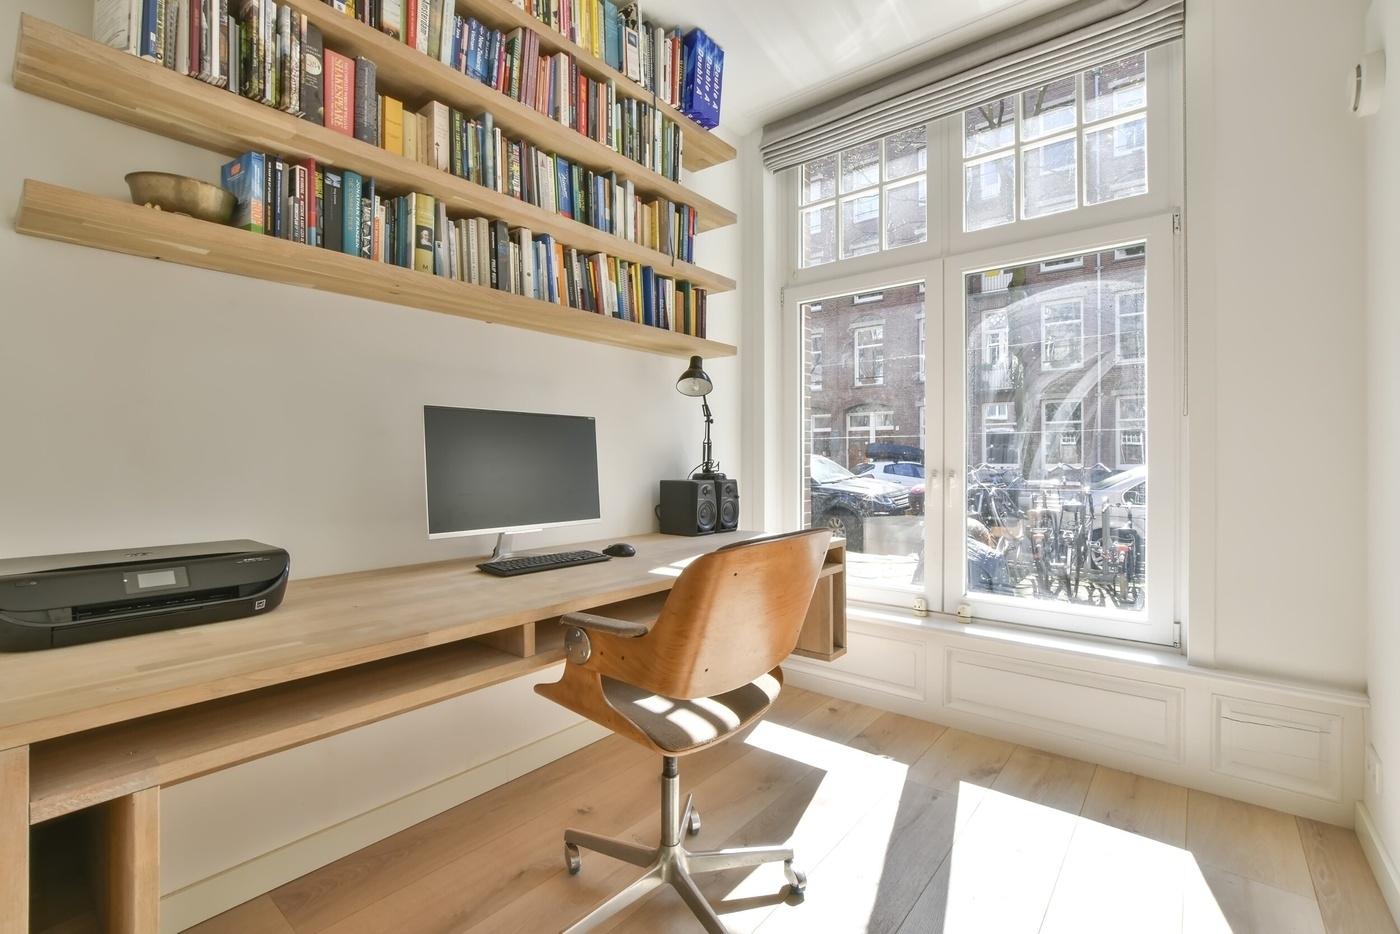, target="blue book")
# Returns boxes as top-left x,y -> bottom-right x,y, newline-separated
140,0 -> 159,59
342,170 -> 363,257
556,157 -> 572,218
220,152 -> 265,234
640,264 -> 655,327
603,1 -> 621,72
536,234 -> 558,303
